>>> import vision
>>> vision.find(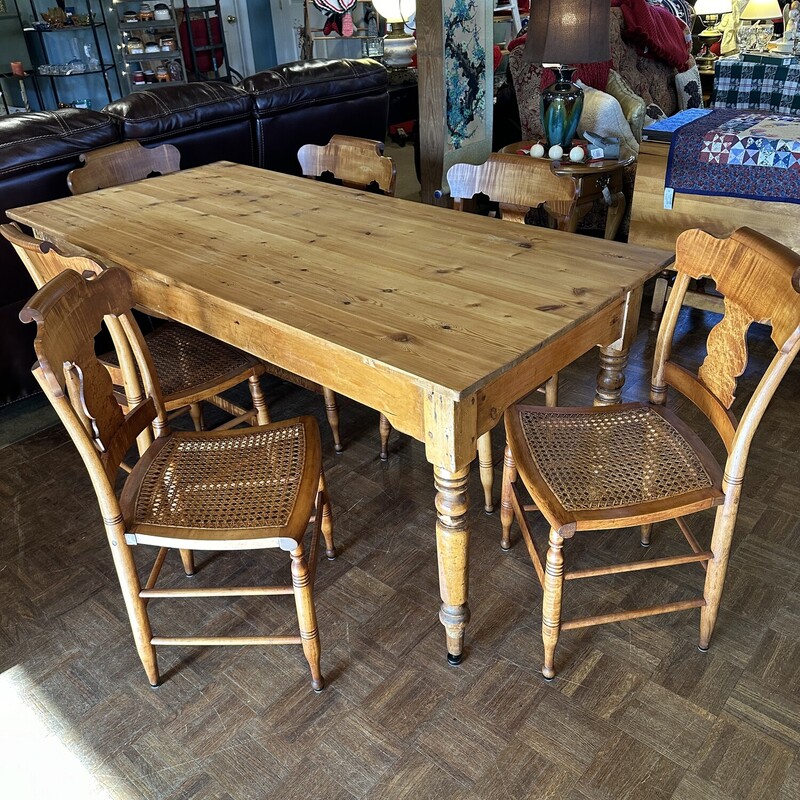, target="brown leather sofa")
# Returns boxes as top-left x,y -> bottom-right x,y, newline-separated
0,58 -> 389,405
